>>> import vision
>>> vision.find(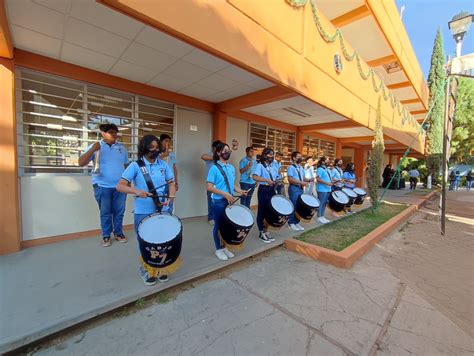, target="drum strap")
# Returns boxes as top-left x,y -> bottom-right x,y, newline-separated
263,163 -> 274,181
137,159 -> 162,211
214,163 -> 232,195
292,164 -> 303,182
